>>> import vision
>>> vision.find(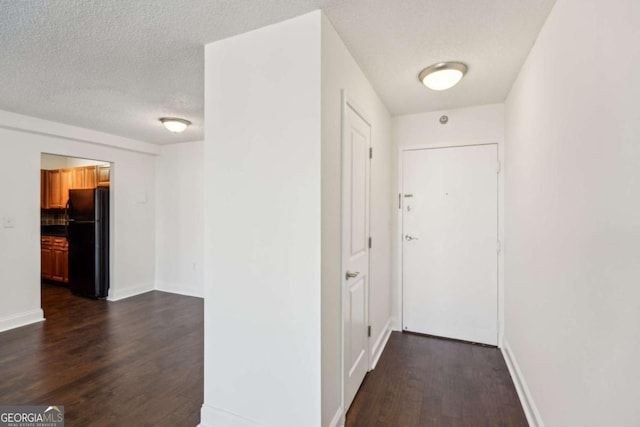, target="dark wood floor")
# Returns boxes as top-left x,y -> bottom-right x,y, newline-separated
2,288 -> 525,426
0,284 -> 203,426
346,332 -> 528,427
